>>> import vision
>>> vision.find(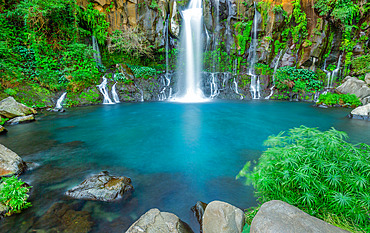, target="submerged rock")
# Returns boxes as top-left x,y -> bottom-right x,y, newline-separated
65,171 -> 134,201
0,125 -> 7,135
32,202 -> 93,233
126,208 -> 194,233
0,97 -> 36,119
191,201 -> 208,232
0,144 -> 27,177
7,114 -> 35,125
202,200 -> 245,233
250,200 -> 349,233
349,103 -> 370,120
